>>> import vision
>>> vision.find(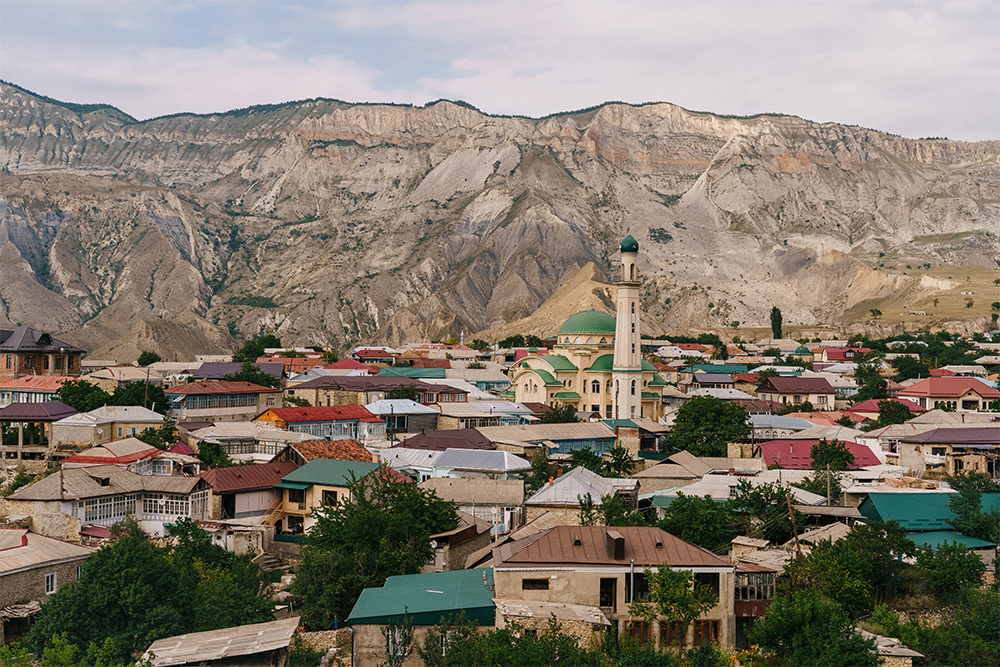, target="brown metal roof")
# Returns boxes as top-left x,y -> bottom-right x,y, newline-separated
758,376 -> 835,394
165,381 -> 280,395
199,461 -> 299,493
493,526 -> 732,569
0,401 -> 78,422
396,429 -> 494,451
900,426 -> 1000,445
